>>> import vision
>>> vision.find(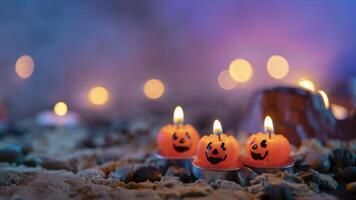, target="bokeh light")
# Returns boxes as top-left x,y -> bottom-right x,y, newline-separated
15,55 -> 35,79
267,55 -> 289,79
298,78 -> 316,92
53,101 -> 68,116
318,90 -> 329,109
331,104 -> 348,120
88,86 -> 110,106
228,59 -> 253,83
143,79 -> 165,100
217,70 -> 237,90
